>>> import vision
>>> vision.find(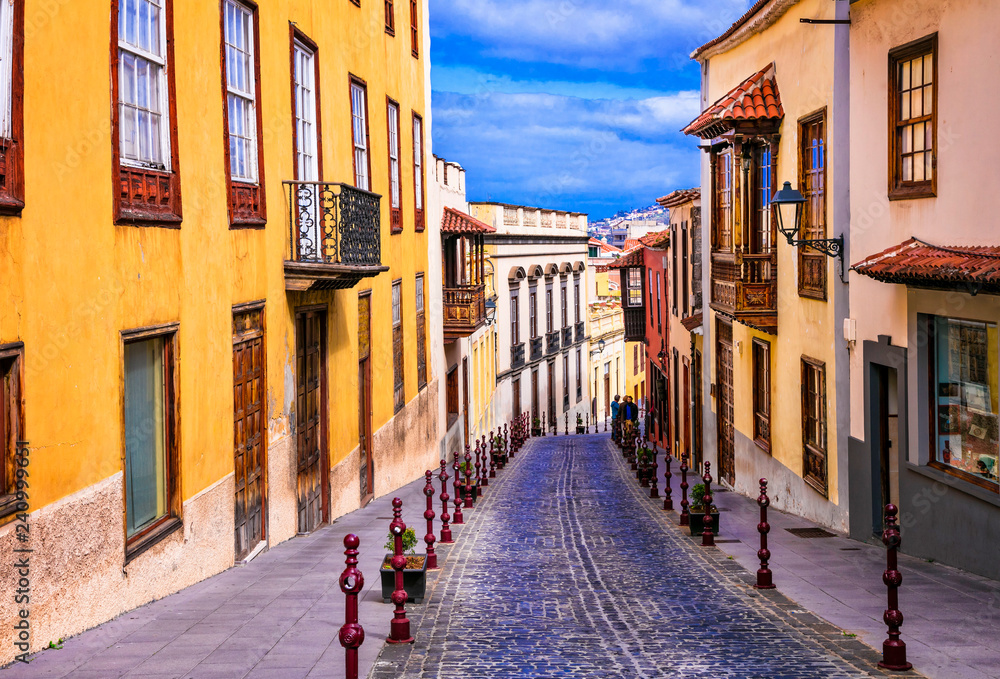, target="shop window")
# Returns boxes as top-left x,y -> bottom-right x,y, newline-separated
929,316 -> 999,490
